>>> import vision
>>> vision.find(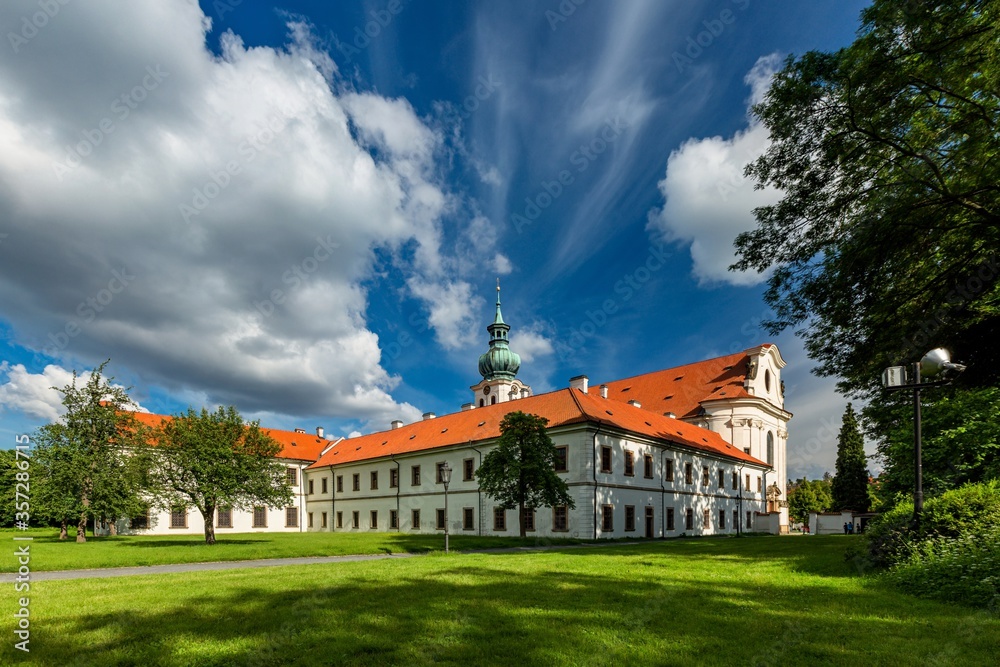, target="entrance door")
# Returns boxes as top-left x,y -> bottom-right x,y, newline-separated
645,507 -> 654,538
